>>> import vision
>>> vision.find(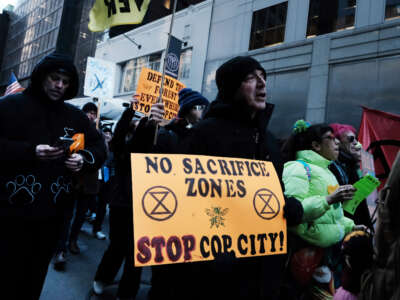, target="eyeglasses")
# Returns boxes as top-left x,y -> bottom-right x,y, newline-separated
347,136 -> 357,143
192,105 -> 206,111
